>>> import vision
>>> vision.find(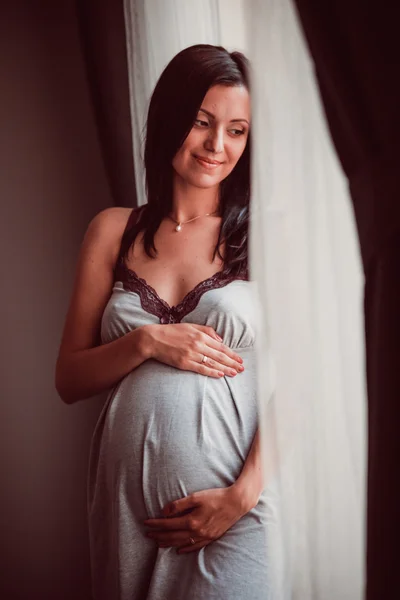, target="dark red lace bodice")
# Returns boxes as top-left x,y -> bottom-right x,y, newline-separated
114,260 -> 248,324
